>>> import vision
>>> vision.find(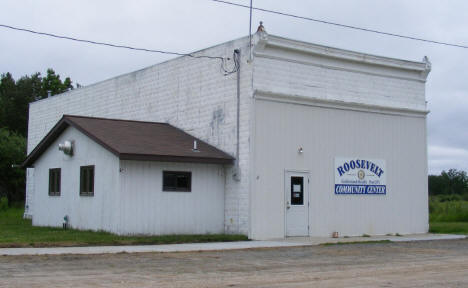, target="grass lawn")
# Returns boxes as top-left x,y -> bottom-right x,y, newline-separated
0,207 -> 248,248
429,198 -> 468,235
429,222 -> 468,235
